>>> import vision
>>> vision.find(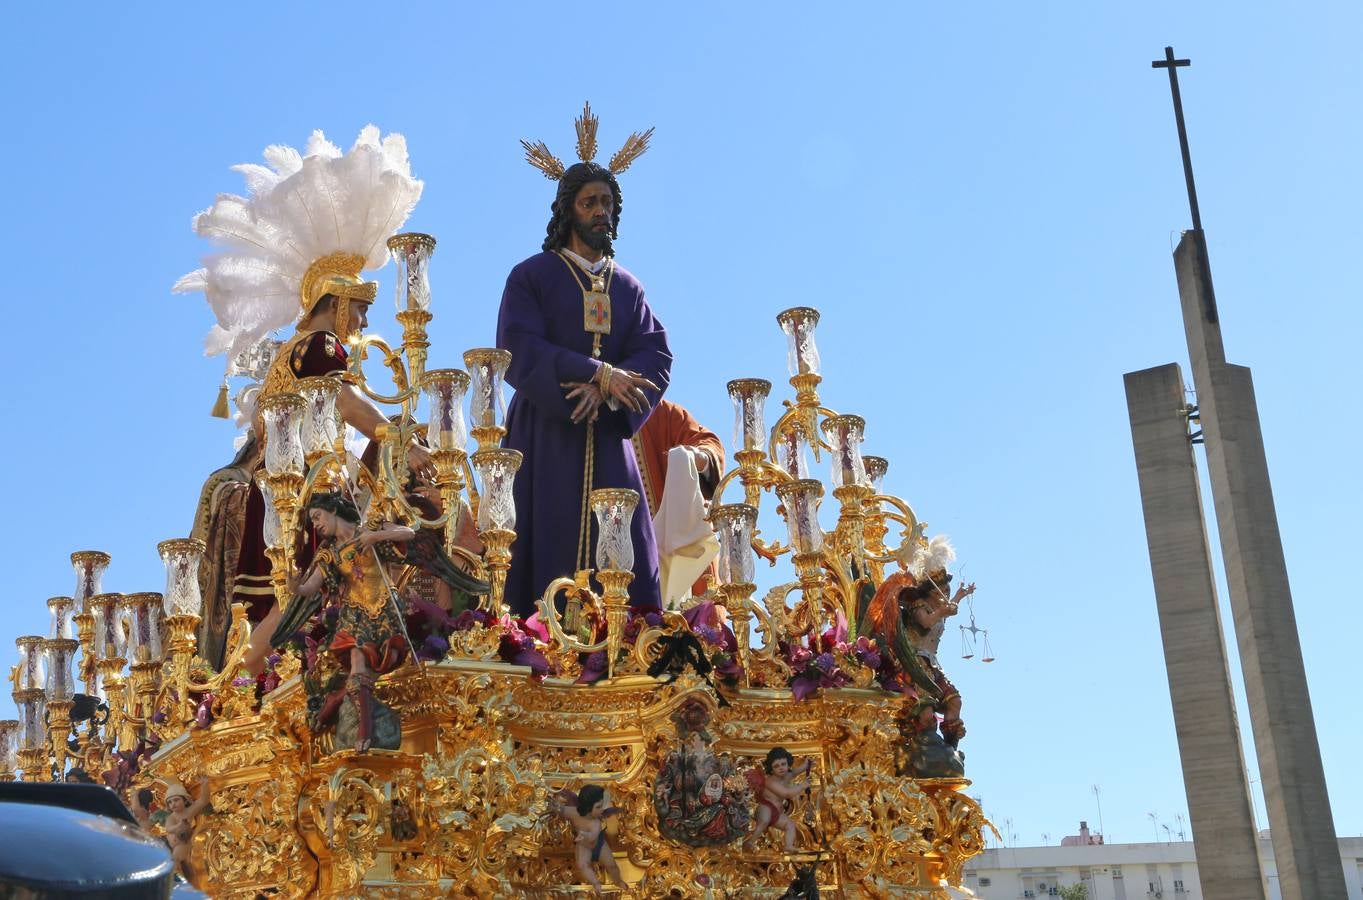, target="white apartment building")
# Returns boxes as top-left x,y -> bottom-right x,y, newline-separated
964,831 -> 1363,899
